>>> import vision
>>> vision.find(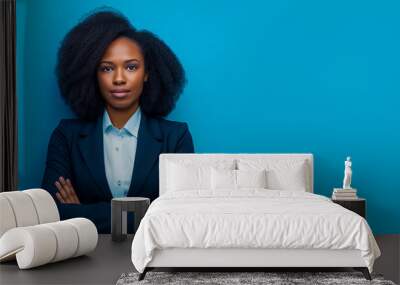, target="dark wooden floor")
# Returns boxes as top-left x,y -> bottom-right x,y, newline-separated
0,234 -> 398,284
374,234 -> 400,284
